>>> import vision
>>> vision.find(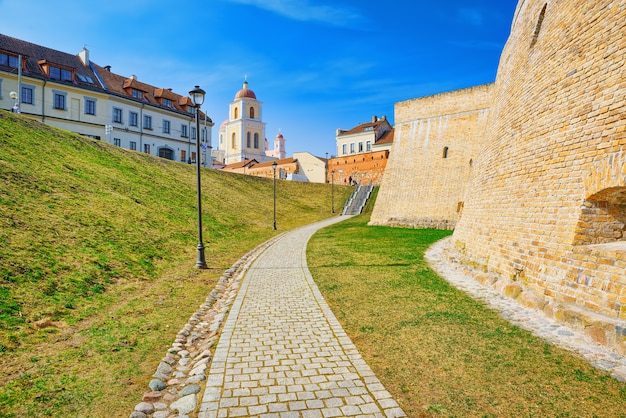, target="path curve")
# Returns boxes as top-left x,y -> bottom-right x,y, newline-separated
198,216 -> 406,418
